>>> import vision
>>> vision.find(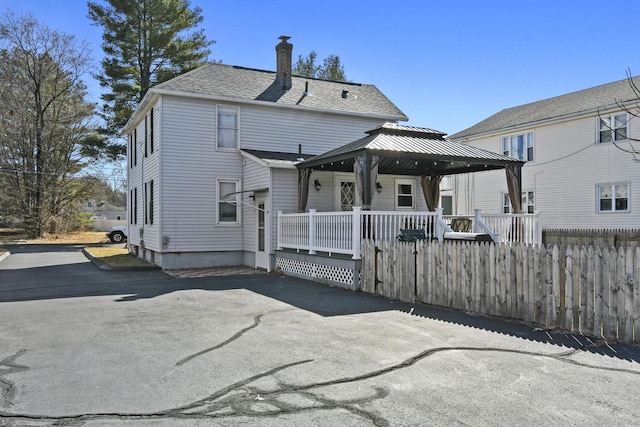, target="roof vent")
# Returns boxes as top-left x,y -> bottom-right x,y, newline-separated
341,90 -> 348,99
